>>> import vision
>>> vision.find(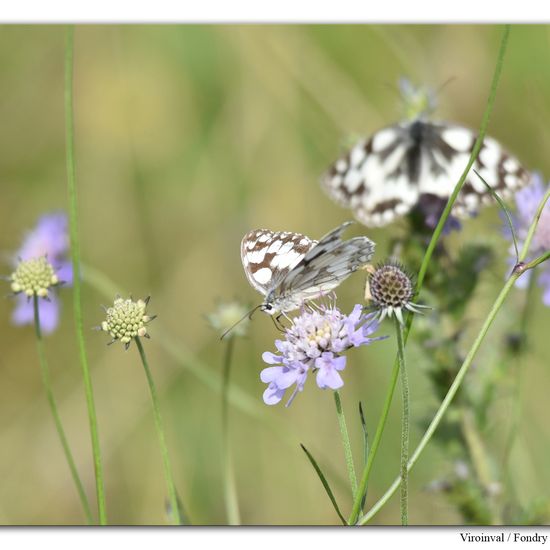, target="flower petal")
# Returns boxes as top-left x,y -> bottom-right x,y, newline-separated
263,383 -> 285,405
260,366 -> 284,383
262,352 -> 282,365
316,367 -> 344,390
12,294 -> 60,335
